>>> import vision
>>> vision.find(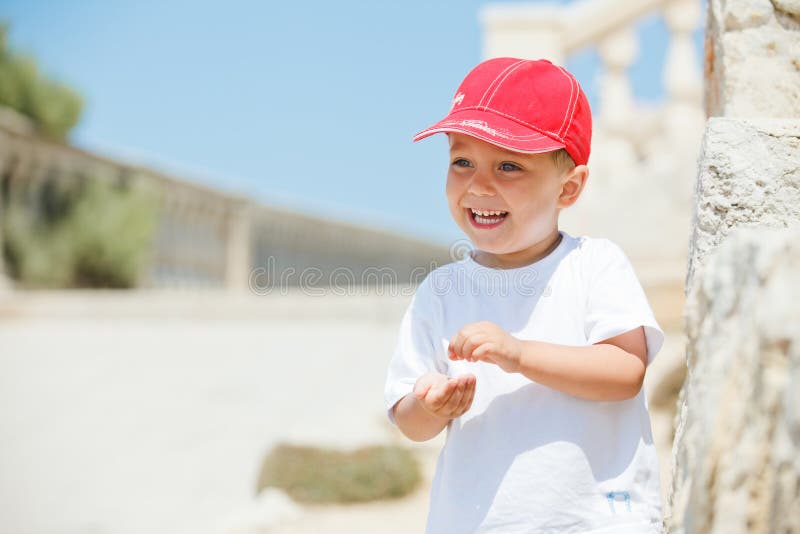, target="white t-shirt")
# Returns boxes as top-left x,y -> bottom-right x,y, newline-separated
384,230 -> 665,534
